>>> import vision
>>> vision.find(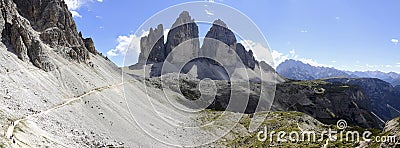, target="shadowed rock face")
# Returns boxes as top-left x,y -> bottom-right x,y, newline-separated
272,82 -> 383,129
165,11 -> 200,56
201,19 -> 256,69
138,24 -> 165,64
83,37 -> 97,55
325,78 -> 400,121
137,11 -> 200,65
203,19 -> 236,47
395,85 -> 400,92
0,0 -> 97,71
